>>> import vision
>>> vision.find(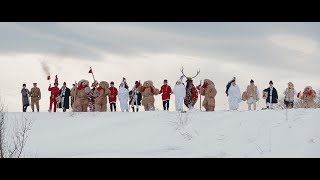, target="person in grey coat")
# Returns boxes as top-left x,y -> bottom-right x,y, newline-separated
21,84 -> 30,112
